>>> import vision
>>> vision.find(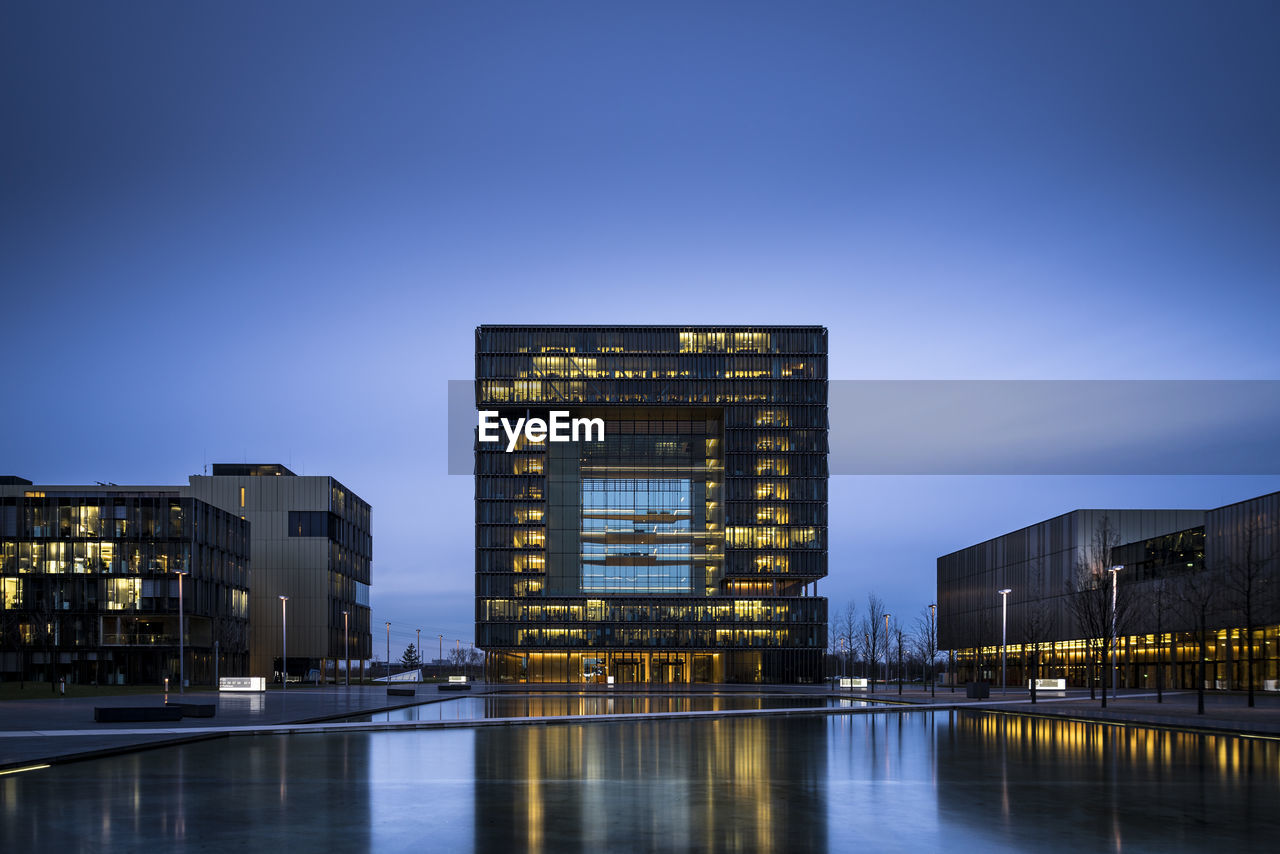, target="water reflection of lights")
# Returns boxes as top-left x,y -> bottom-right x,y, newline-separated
3,711 -> 1277,851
